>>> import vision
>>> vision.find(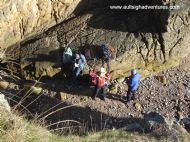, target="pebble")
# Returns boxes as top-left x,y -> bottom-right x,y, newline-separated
177,111 -> 184,120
